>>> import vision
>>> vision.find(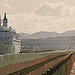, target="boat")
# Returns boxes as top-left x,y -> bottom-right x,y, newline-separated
0,13 -> 21,54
